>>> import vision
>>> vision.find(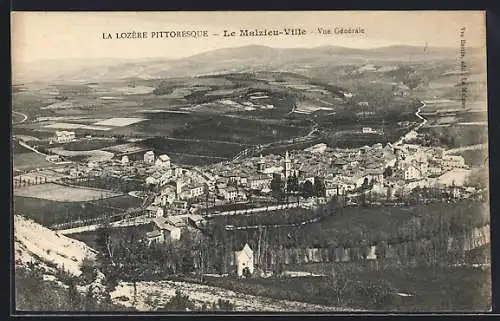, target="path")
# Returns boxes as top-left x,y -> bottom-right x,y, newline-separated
56,214 -> 152,235
165,137 -> 252,147
393,100 -> 427,146
206,201 -> 311,218
15,138 -> 73,165
12,111 -> 28,124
